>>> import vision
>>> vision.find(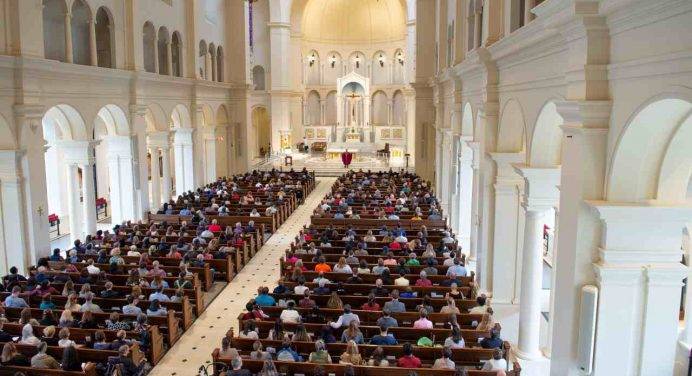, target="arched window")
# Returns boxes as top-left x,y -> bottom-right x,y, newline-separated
325,91 -> 337,125
157,27 -> 170,75
142,22 -> 156,73
372,51 -> 388,85
198,40 -> 208,79
208,43 -> 216,81
349,52 -> 366,76
252,66 -> 265,90
467,1 -> 475,51
43,0 -> 67,62
393,50 -> 405,83
216,46 -> 224,82
324,52 -> 342,83
95,7 -> 114,68
171,31 -> 182,77
70,0 -> 91,65
306,50 -> 320,85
